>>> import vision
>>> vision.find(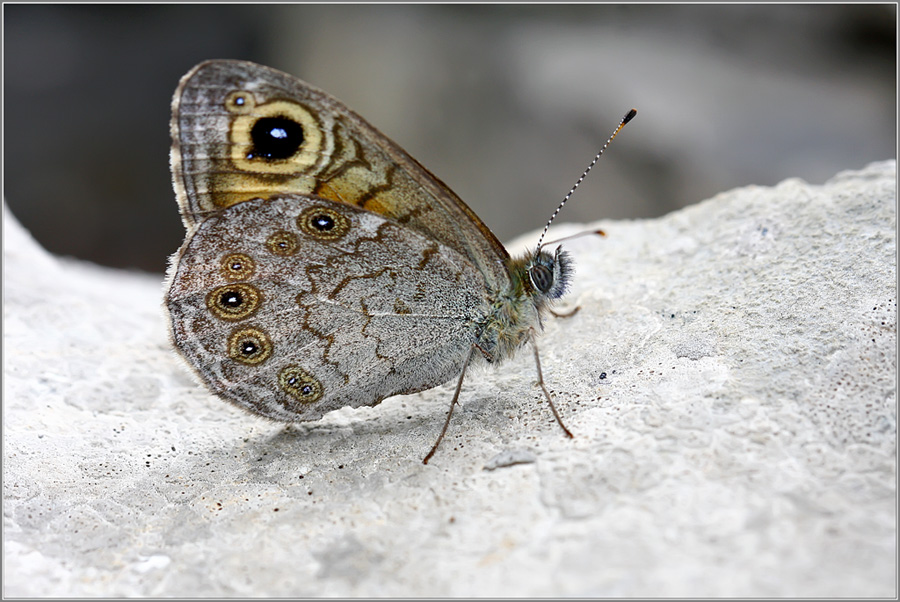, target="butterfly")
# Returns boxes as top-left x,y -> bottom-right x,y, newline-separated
164,59 -> 634,463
